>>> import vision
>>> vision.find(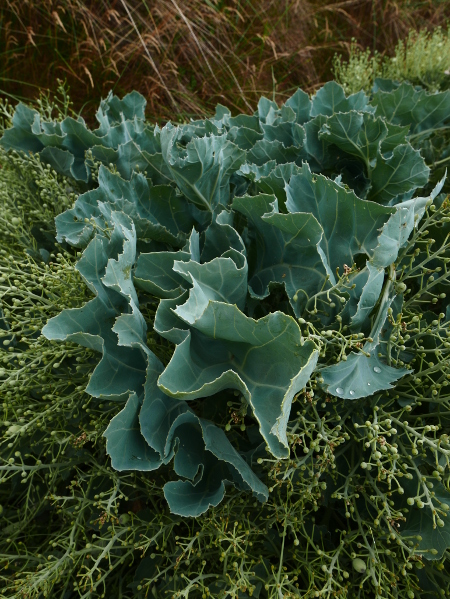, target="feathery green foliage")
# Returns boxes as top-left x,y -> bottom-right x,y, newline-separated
334,28 -> 450,96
